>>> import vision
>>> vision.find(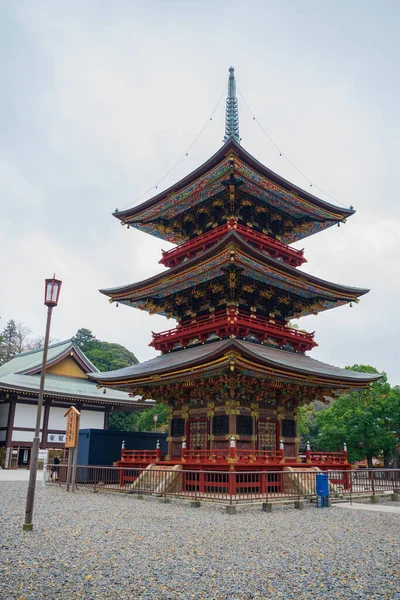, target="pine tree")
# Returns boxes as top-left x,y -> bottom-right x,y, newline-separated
0,319 -> 19,364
